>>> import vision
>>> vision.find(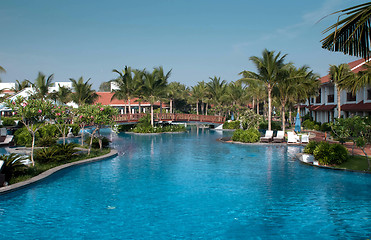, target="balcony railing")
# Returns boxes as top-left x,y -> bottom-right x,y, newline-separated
327,94 -> 334,103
